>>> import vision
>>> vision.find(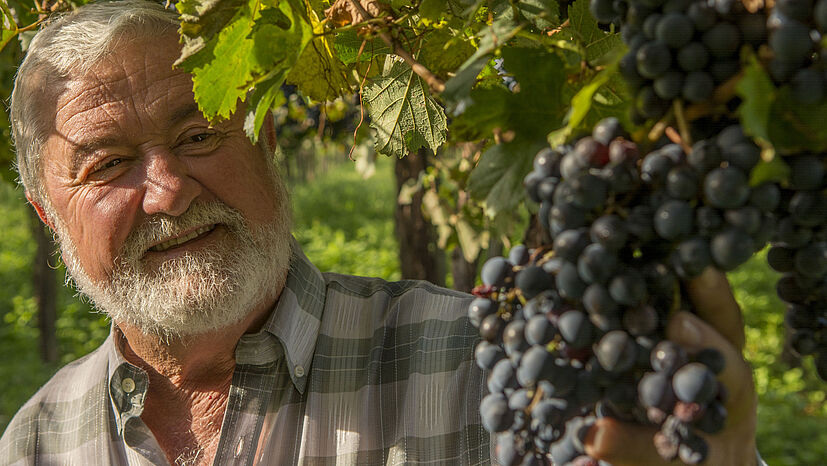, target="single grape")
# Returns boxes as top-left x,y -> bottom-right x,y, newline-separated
482,256 -> 511,287
672,362 -> 717,404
